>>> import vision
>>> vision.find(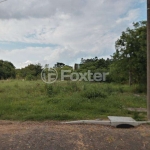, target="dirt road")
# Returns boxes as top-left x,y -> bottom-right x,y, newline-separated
0,121 -> 150,150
